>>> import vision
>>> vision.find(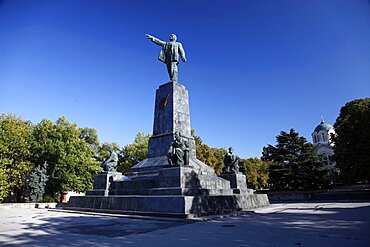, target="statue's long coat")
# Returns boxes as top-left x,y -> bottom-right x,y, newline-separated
152,38 -> 186,64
